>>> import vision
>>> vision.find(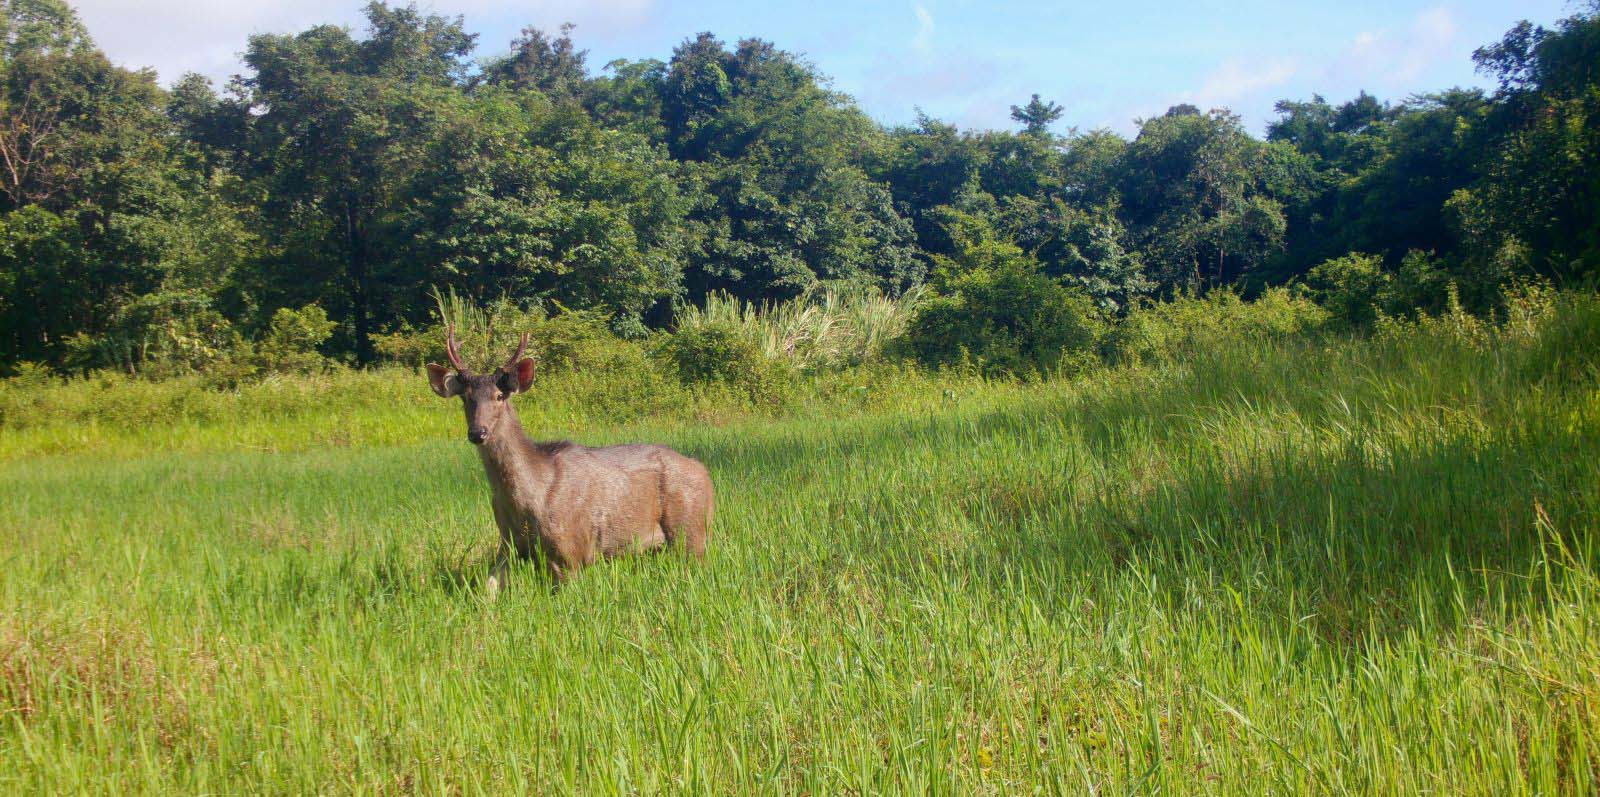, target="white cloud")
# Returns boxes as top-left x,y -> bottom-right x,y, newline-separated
1333,5 -> 1458,87
1136,5 -> 1464,131
1183,57 -> 1299,109
912,5 -> 934,53
70,0 -> 656,85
